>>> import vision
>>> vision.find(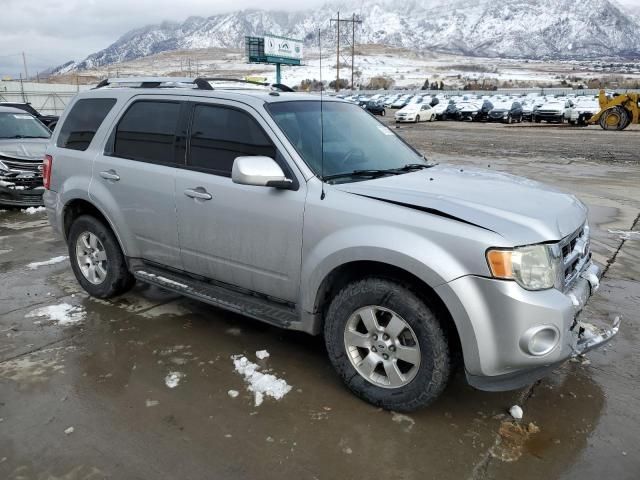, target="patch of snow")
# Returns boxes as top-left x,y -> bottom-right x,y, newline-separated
231,355 -> 292,407
509,405 -> 523,420
165,371 -> 184,388
582,271 -> 600,292
23,206 -> 46,214
255,350 -> 270,360
608,229 -> 640,240
228,389 -> 239,398
568,293 -> 580,307
391,411 -> 416,432
145,399 -> 159,407
27,255 -> 69,270
26,303 -> 85,325
64,426 -> 74,435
